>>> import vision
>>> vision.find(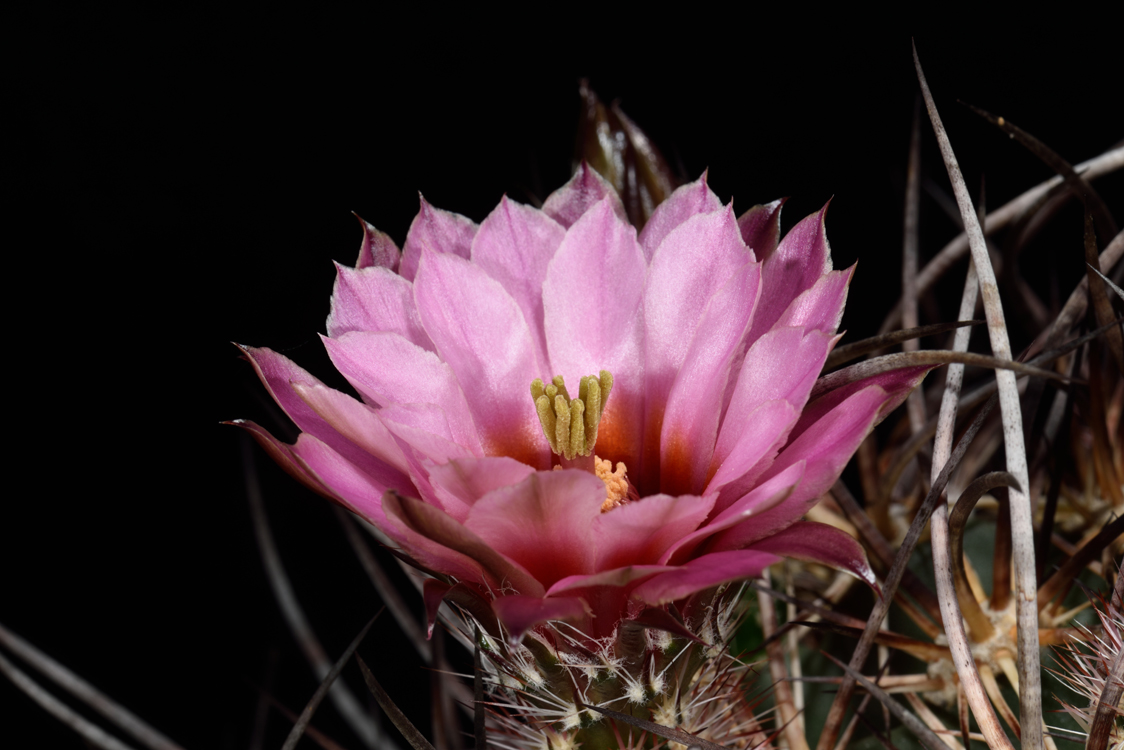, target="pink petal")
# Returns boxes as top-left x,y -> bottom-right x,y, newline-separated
747,204 -> 833,344
707,399 -> 798,495
542,197 -> 646,470
471,196 -> 565,374
737,199 -> 785,262
385,492 -> 544,597
545,566 -> 675,596
321,331 -> 483,454
326,263 -> 434,351
712,328 -> 834,491
399,196 -> 477,282
641,206 -> 752,486
773,267 -> 853,335
542,162 -> 628,229
353,214 -> 400,271
290,381 -> 410,476
491,595 -> 592,643
659,260 -> 761,495
465,470 -> 605,588
663,461 -> 806,564
792,365 -> 935,446
592,493 -> 715,570
744,521 -> 877,591
636,172 -> 723,264
426,457 -> 537,524
229,419 -> 338,501
414,250 -> 549,469
240,345 -> 407,473
732,383 -> 908,543
631,550 -> 780,606
288,432 -> 416,519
